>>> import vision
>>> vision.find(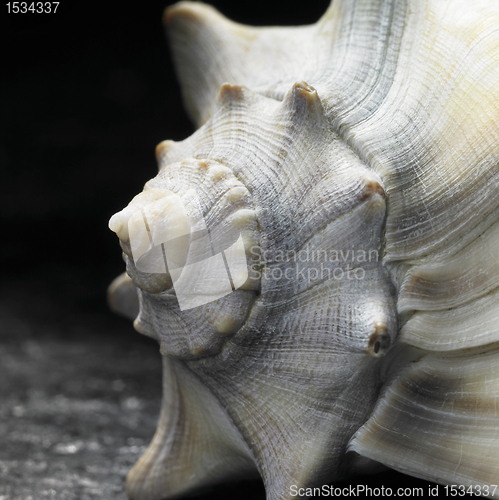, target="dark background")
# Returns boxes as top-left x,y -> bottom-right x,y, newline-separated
1,1 -> 444,498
